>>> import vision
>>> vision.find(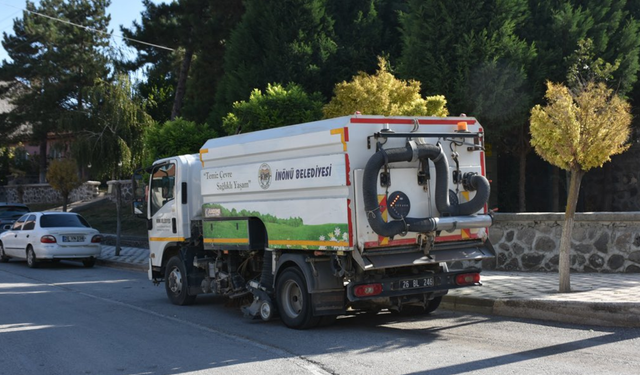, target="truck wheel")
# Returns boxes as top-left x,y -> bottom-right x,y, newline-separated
276,267 -> 320,329
165,256 -> 196,306
393,296 -> 443,315
259,300 -> 275,322
425,296 -> 442,314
